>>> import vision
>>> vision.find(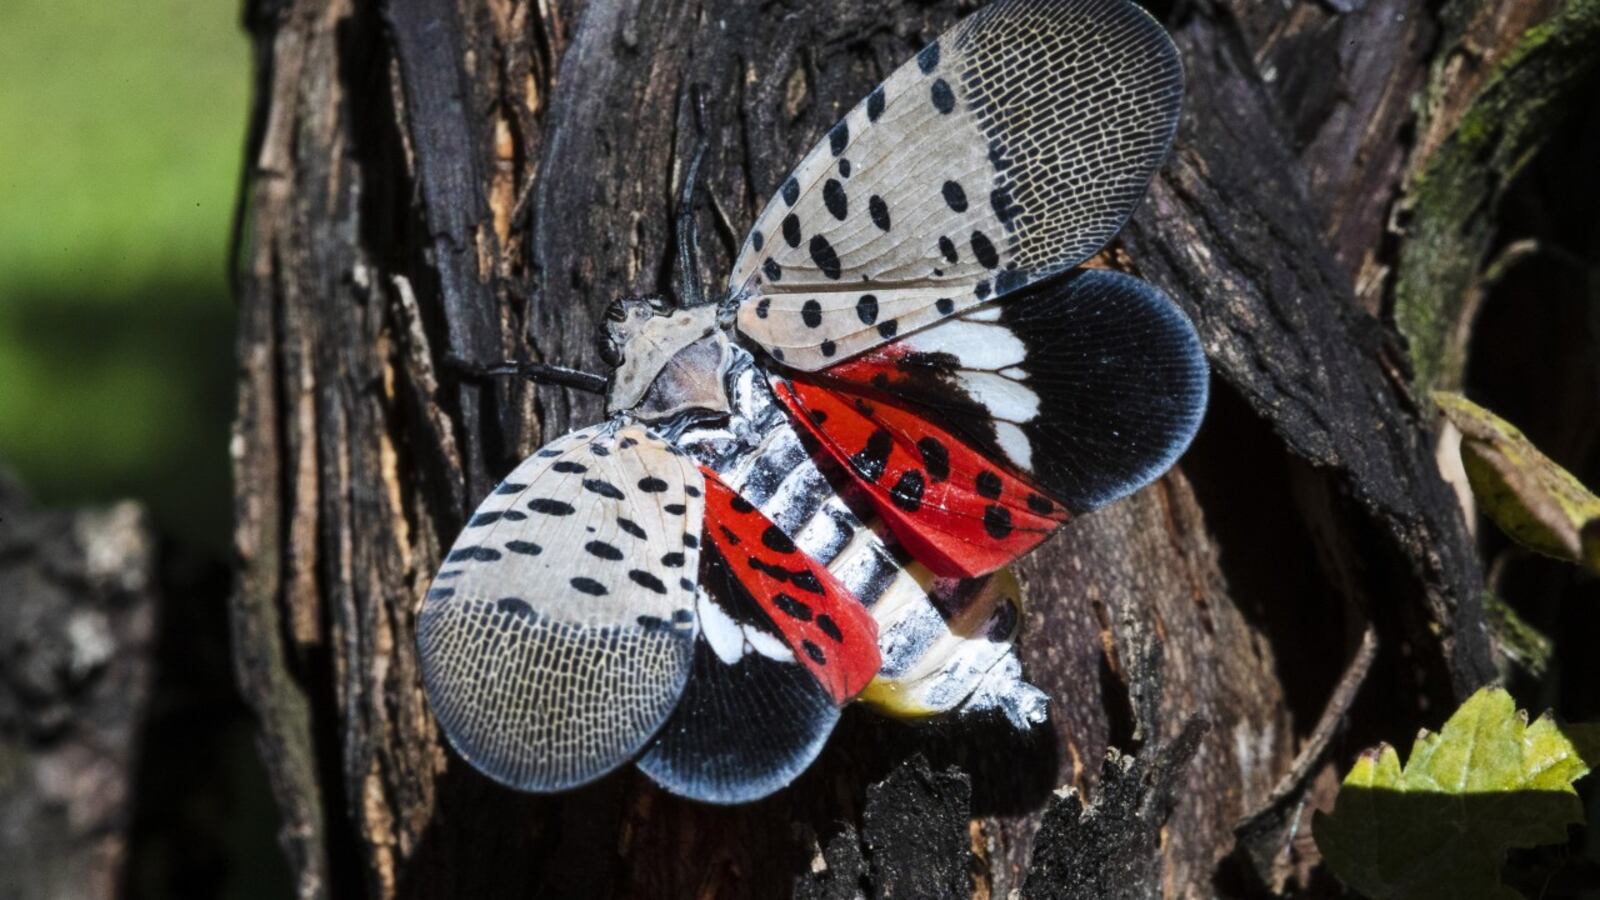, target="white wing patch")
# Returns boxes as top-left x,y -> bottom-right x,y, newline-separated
695,589 -> 796,665
416,422 -> 706,793
731,0 -> 1183,371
